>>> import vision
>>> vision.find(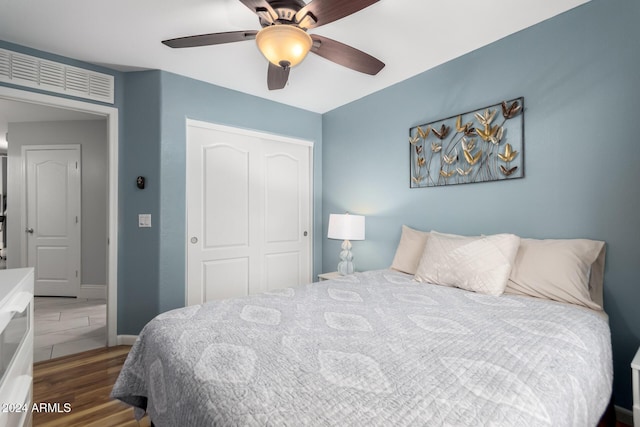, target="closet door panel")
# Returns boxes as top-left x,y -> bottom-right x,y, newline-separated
187,121 -> 312,305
